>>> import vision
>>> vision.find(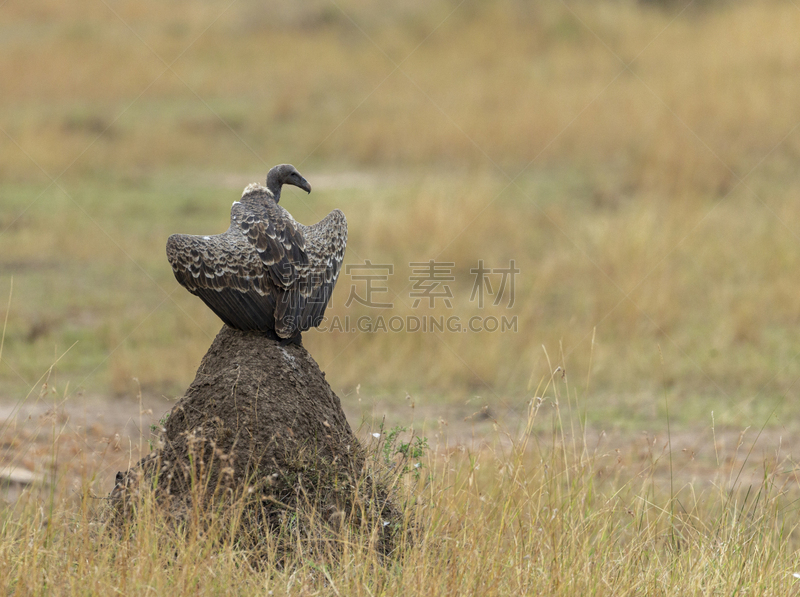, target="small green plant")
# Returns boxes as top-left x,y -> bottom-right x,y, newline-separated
147,412 -> 170,451
376,424 -> 429,480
